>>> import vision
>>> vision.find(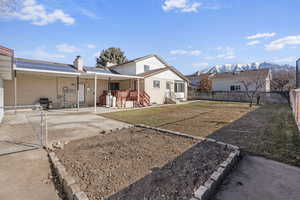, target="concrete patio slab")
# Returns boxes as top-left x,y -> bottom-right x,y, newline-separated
212,155 -> 300,200
0,149 -> 59,200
